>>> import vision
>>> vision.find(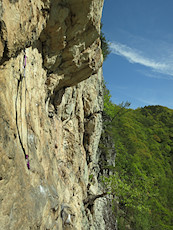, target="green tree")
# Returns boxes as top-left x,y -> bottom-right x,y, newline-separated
100,23 -> 110,60
100,85 -> 173,230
